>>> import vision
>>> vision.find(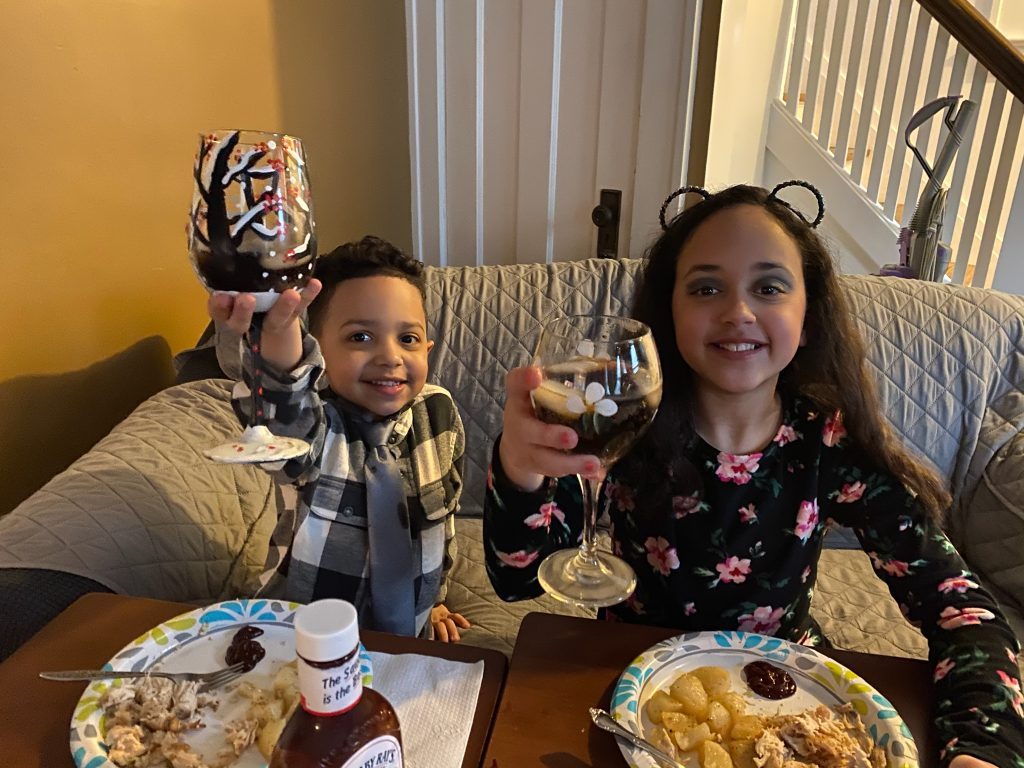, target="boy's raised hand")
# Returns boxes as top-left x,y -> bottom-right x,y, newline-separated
207,280 -> 322,373
430,604 -> 470,643
498,366 -> 601,493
